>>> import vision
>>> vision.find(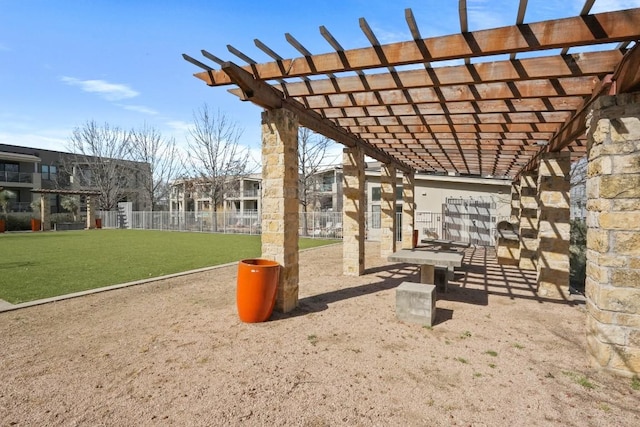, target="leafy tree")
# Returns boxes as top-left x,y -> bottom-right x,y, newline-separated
61,196 -> 80,221
0,189 -> 15,219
